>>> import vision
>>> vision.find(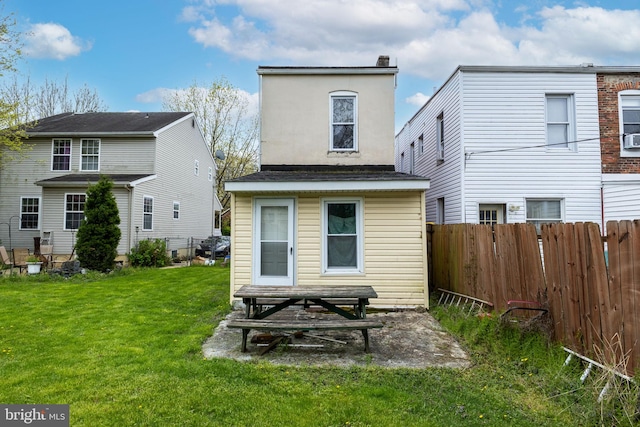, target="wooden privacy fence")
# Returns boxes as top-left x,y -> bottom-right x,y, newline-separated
430,221 -> 640,376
